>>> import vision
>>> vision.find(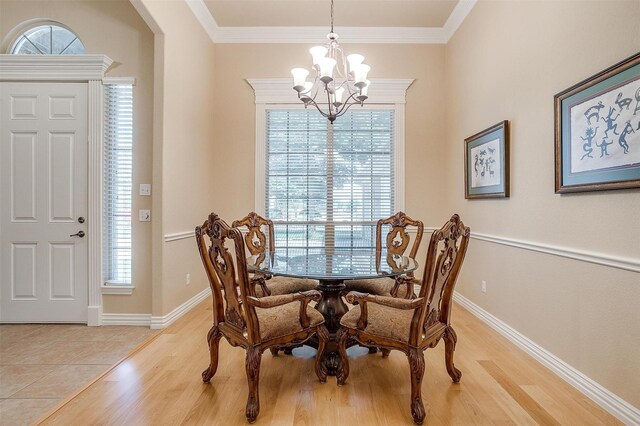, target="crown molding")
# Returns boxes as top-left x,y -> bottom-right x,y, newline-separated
186,0 -> 476,44
0,54 -> 113,81
247,78 -> 414,104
